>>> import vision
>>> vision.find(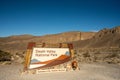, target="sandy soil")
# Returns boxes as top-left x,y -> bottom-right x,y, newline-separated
0,63 -> 120,80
